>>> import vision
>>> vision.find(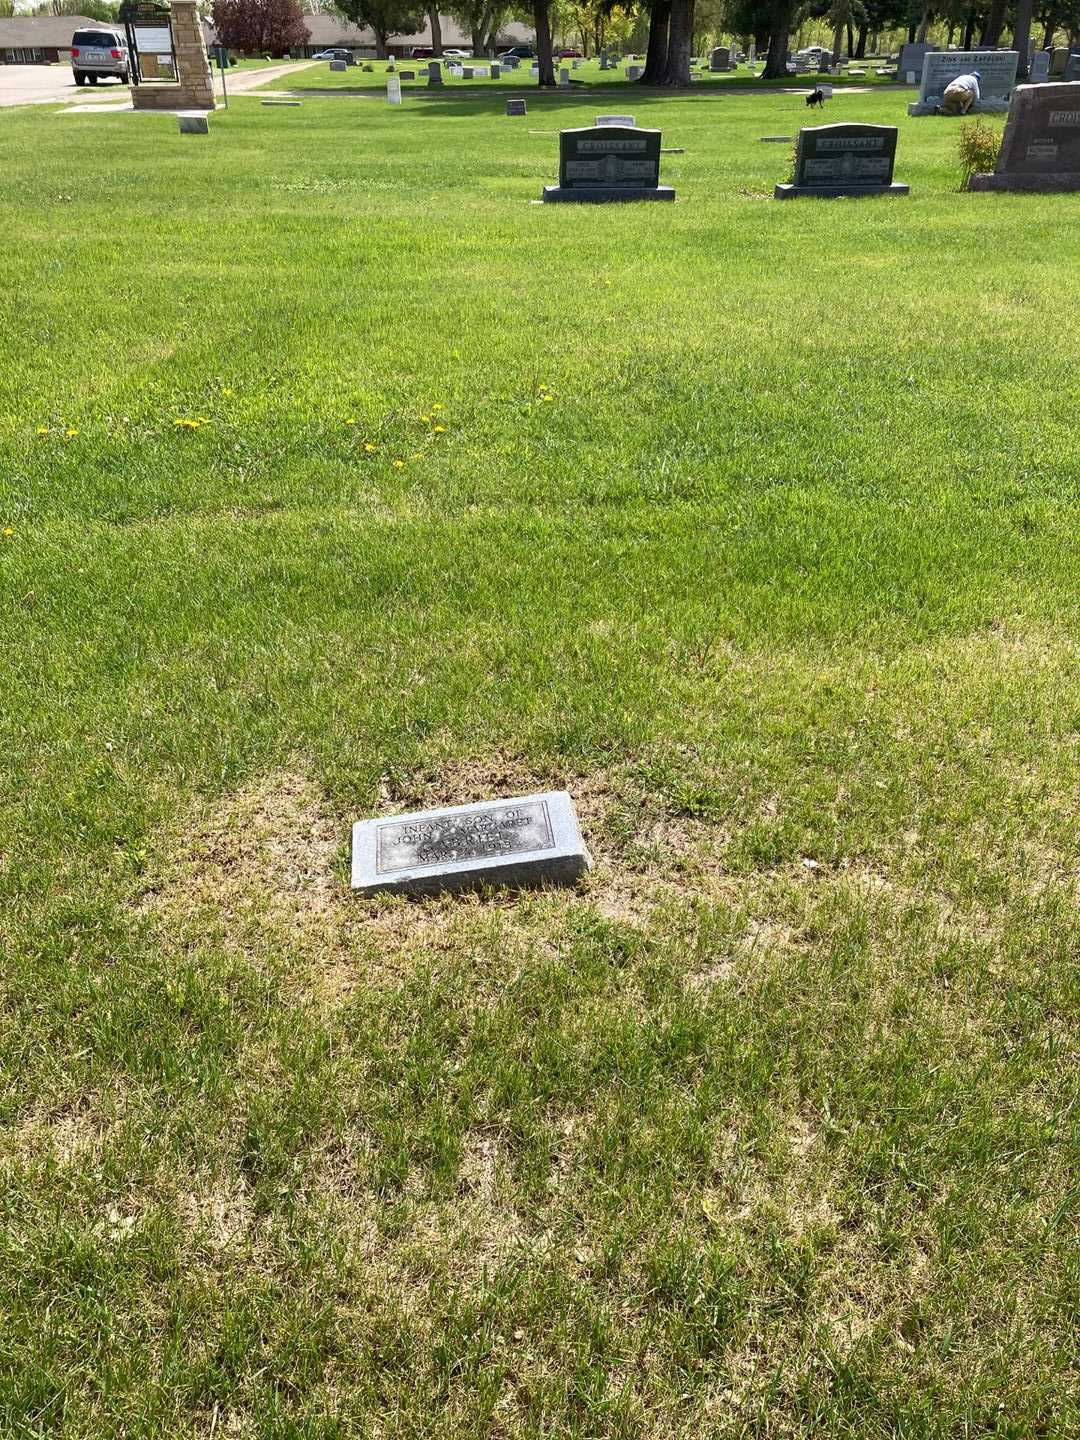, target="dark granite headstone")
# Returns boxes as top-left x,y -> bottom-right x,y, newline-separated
1030,51 -> 1050,82
969,82 -> 1080,190
709,45 -> 730,71
506,97 -> 526,115
897,41 -> 931,85
543,125 -> 674,202
427,60 -> 442,85
775,122 -> 909,198
399,69 -> 415,79
1065,54 -> 1080,82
